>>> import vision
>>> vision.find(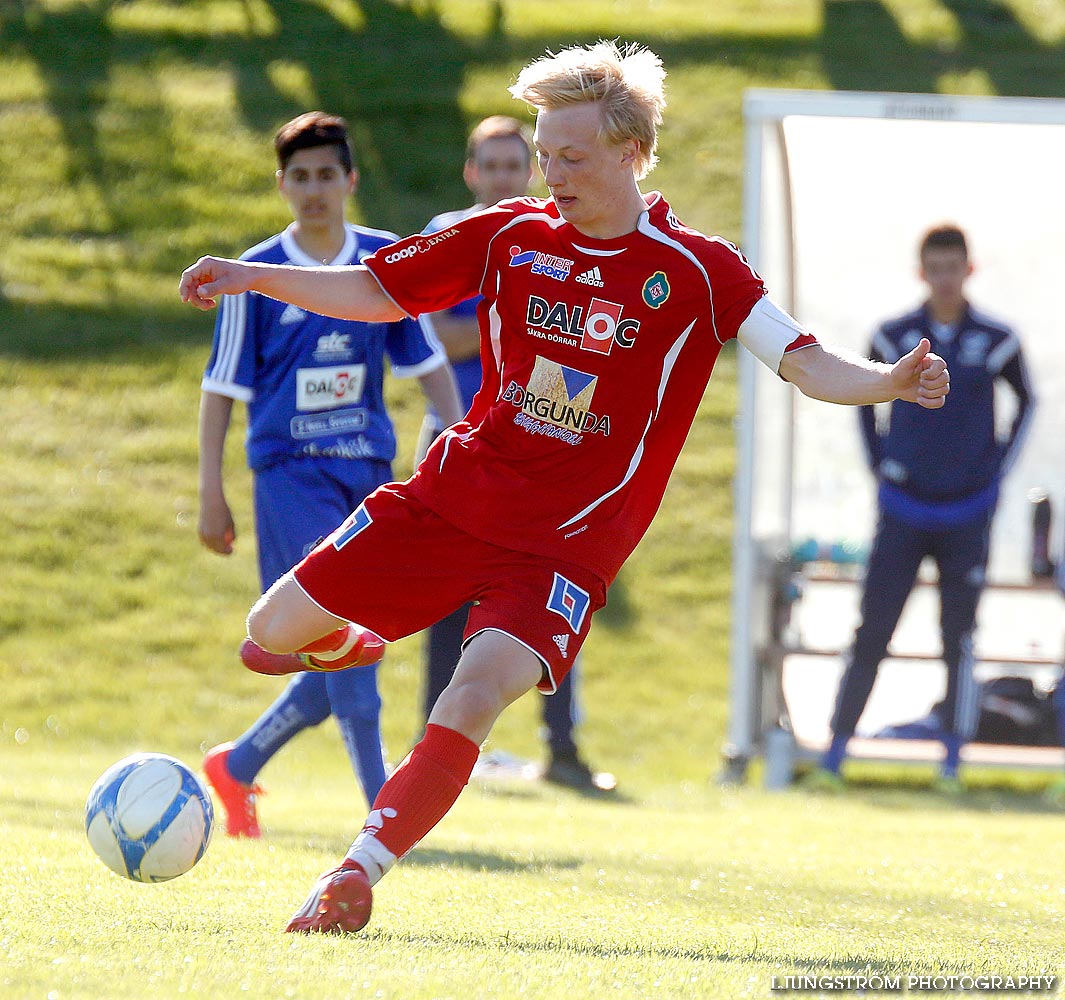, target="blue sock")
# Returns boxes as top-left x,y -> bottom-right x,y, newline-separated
336,714 -> 388,805
822,733 -> 849,774
327,664 -> 387,805
942,733 -> 962,777
226,674 -> 331,784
